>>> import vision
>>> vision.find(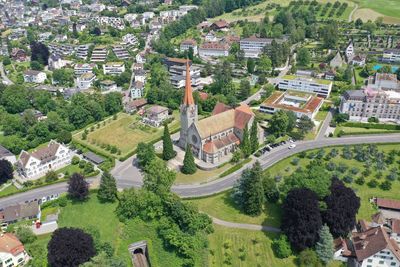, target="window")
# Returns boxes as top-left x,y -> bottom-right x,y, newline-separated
380,261 -> 385,264
391,262 -> 396,266
367,259 -> 373,262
